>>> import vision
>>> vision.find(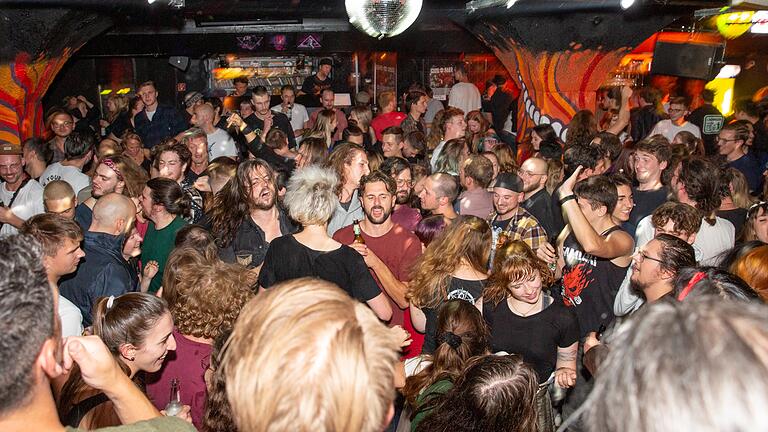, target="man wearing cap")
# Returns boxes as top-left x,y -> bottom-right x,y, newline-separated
0,143 -> 44,235
307,88 -> 348,143
183,91 -> 204,125
488,172 -> 548,255
298,57 -> 333,100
